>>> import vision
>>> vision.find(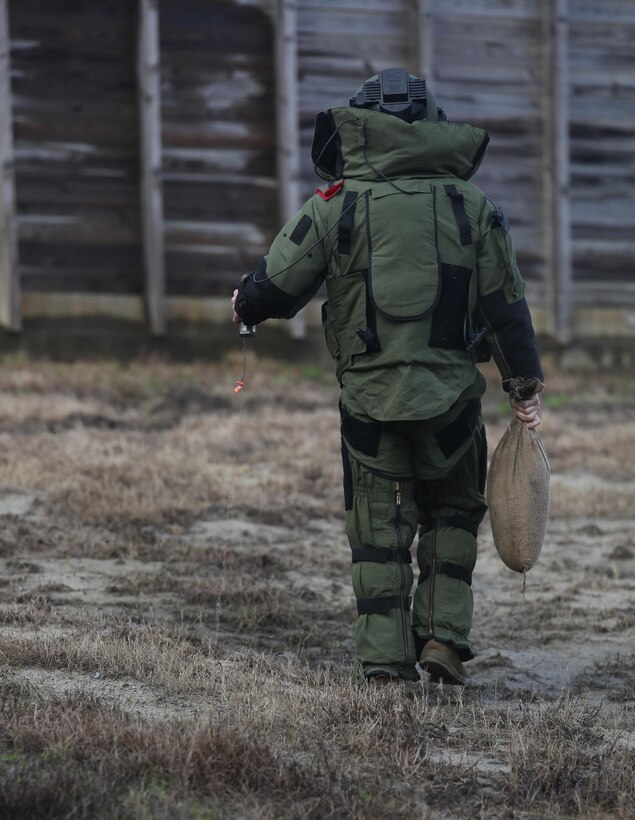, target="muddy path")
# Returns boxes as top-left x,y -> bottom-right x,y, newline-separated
1,355 -> 634,817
